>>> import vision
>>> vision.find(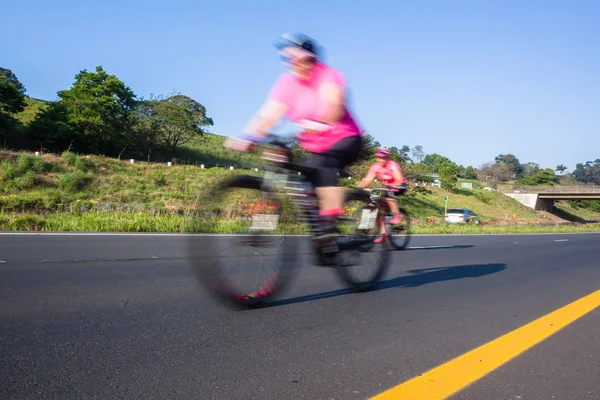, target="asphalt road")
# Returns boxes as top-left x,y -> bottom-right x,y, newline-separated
1,232 -> 599,400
